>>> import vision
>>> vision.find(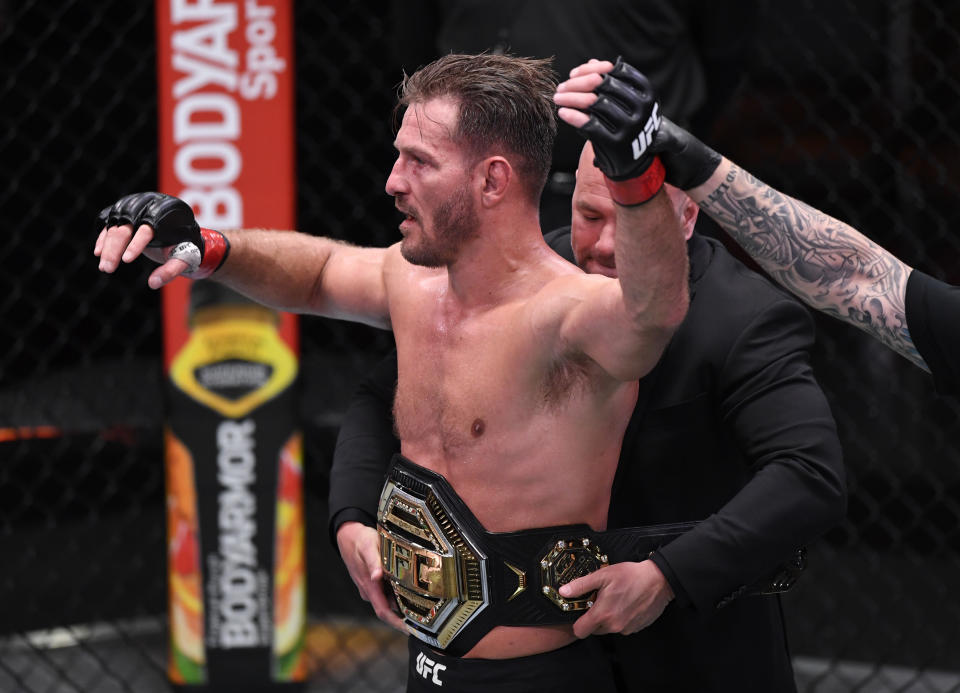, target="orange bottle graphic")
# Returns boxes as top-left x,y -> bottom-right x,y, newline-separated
273,433 -> 307,680
167,429 -> 206,683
